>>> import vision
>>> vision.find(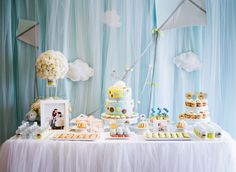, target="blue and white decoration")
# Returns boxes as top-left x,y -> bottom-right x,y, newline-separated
1,0 -> 236,143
